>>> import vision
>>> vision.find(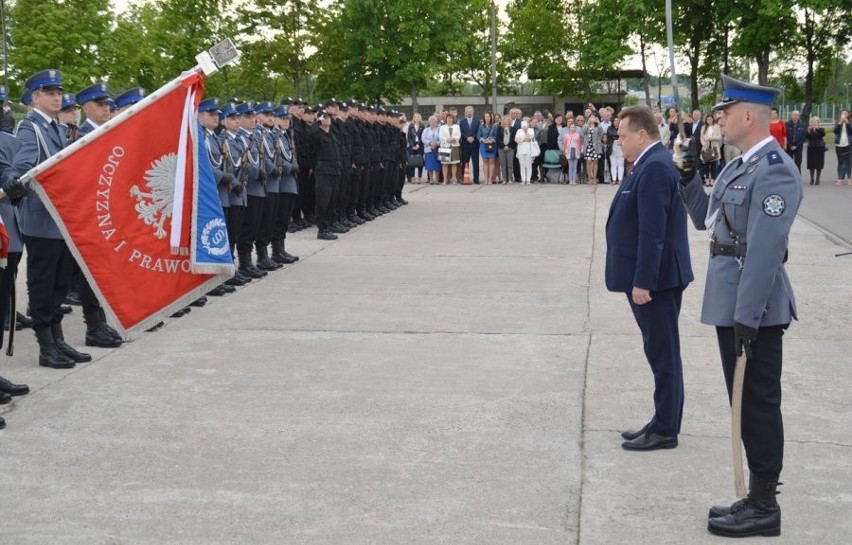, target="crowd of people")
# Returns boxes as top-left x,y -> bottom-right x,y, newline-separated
401,102 -> 852,189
